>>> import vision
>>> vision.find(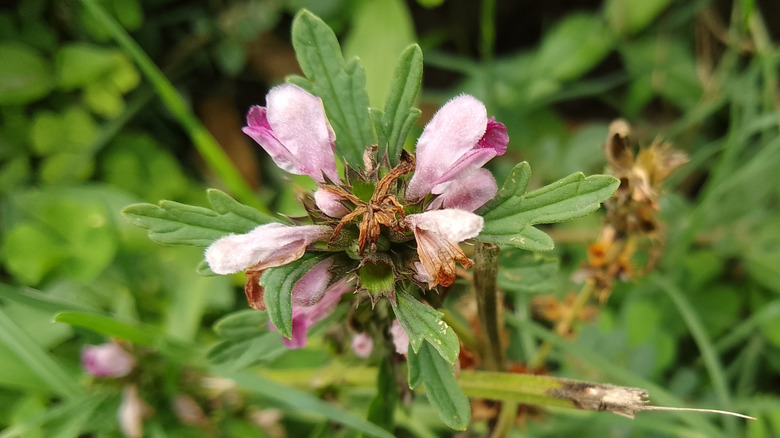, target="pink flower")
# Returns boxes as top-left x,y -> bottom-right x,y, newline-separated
406,95 -> 508,210
81,343 -> 135,378
406,209 -> 484,288
205,223 -> 332,275
242,84 -> 339,184
390,320 -> 409,355
351,333 -> 374,358
280,268 -> 354,349
314,188 -> 349,218
118,384 -> 151,438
